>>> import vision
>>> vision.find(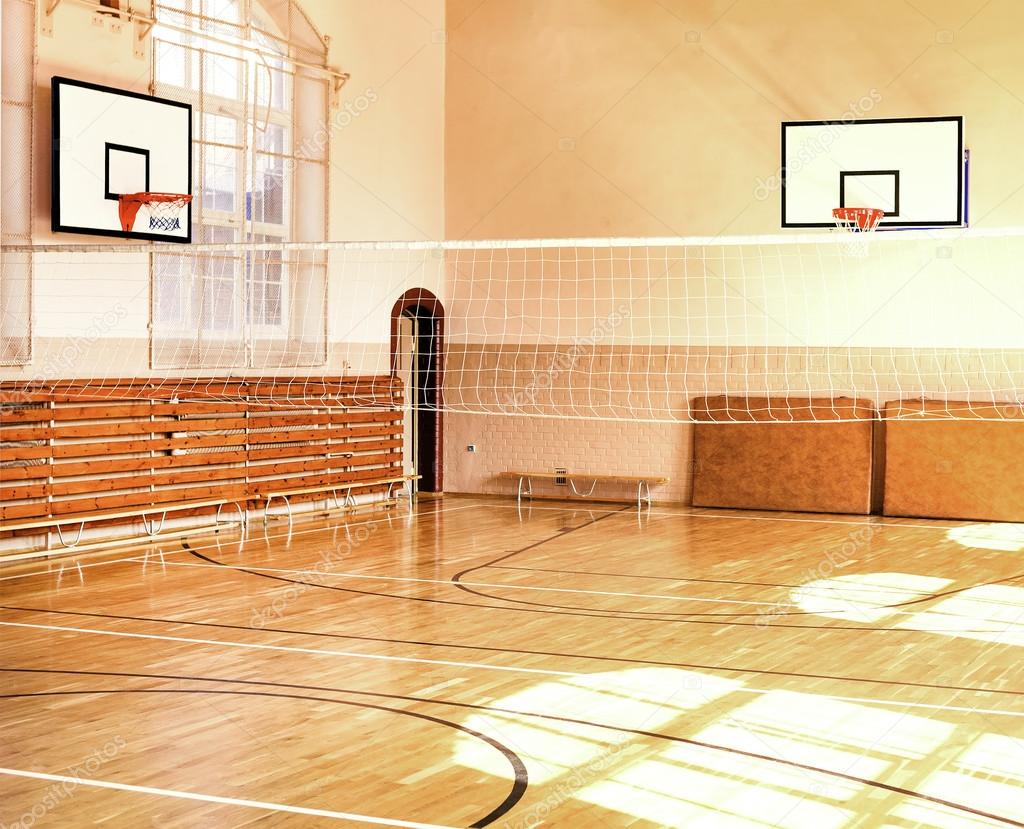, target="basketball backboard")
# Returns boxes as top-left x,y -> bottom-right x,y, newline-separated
51,76 -> 192,242
781,116 -> 965,228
